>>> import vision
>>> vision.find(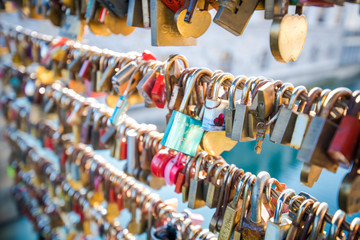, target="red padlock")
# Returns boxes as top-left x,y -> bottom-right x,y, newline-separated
141,70 -> 158,101
169,153 -> 187,185
142,50 -> 157,61
119,132 -> 128,160
151,149 -> 176,178
328,91 -> 360,169
151,73 -> 166,108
